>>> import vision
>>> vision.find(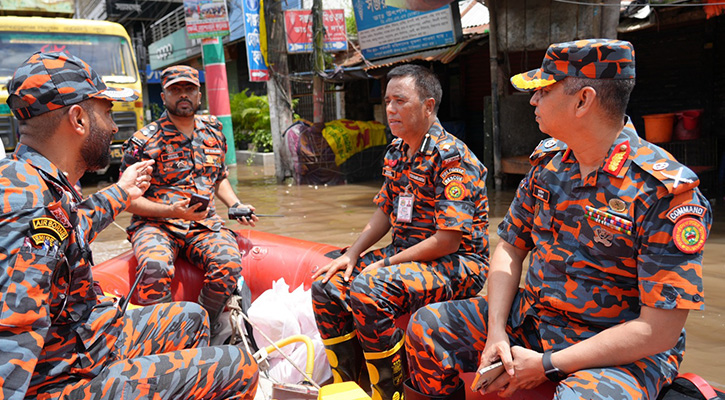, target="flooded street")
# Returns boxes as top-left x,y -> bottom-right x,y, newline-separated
87,164 -> 725,390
